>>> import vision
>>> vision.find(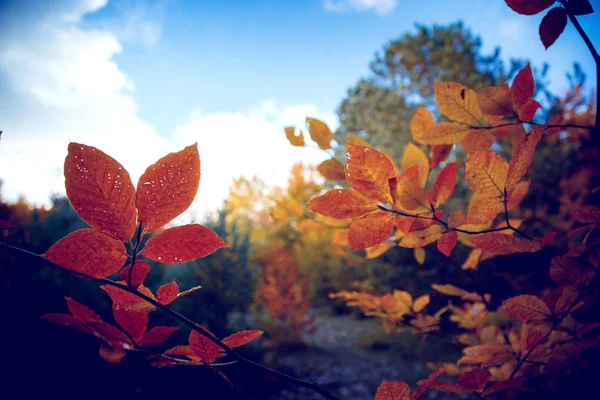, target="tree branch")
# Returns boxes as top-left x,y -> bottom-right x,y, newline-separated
0,242 -> 341,400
